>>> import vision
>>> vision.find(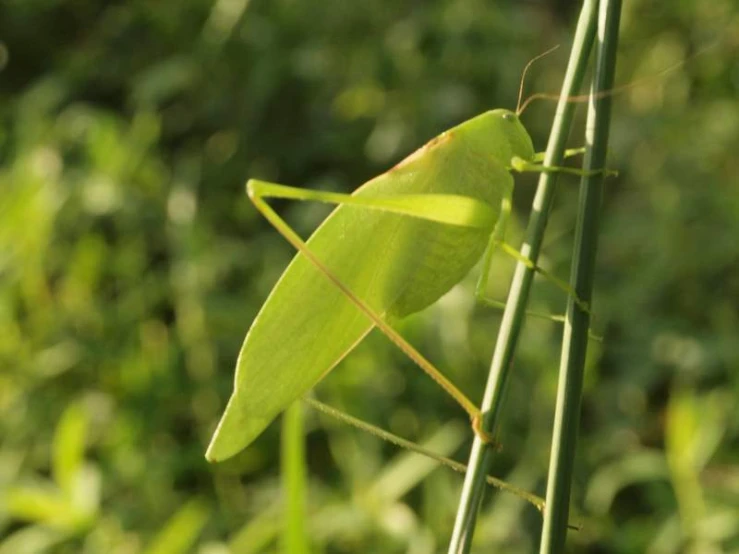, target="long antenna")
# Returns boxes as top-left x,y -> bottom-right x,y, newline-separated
516,45 -> 561,114
517,39 -> 723,115
517,57 -> 685,115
